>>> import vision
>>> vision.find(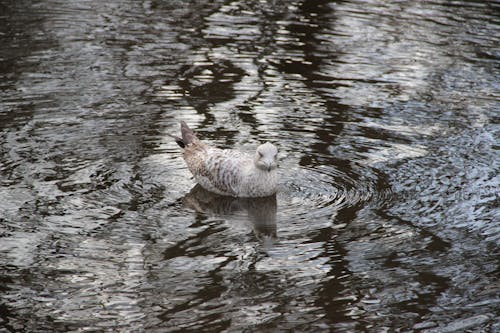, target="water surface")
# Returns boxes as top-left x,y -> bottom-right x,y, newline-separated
0,0 -> 499,332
